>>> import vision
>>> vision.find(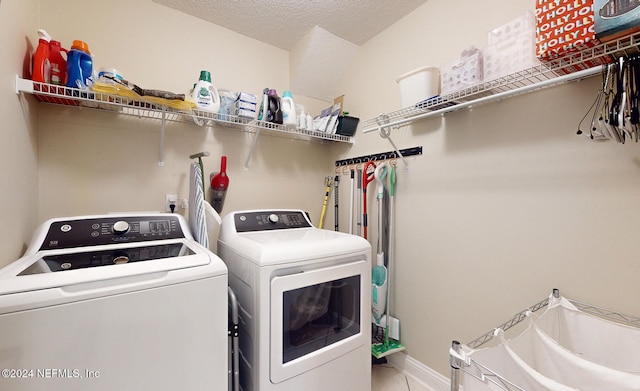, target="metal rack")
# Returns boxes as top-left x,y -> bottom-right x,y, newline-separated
15,76 -> 352,167
449,288 -> 640,391
362,32 -> 640,134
